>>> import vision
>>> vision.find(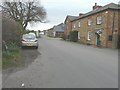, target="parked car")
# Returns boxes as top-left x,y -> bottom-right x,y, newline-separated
29,32 -> 36,37
21,34 -> 38,49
